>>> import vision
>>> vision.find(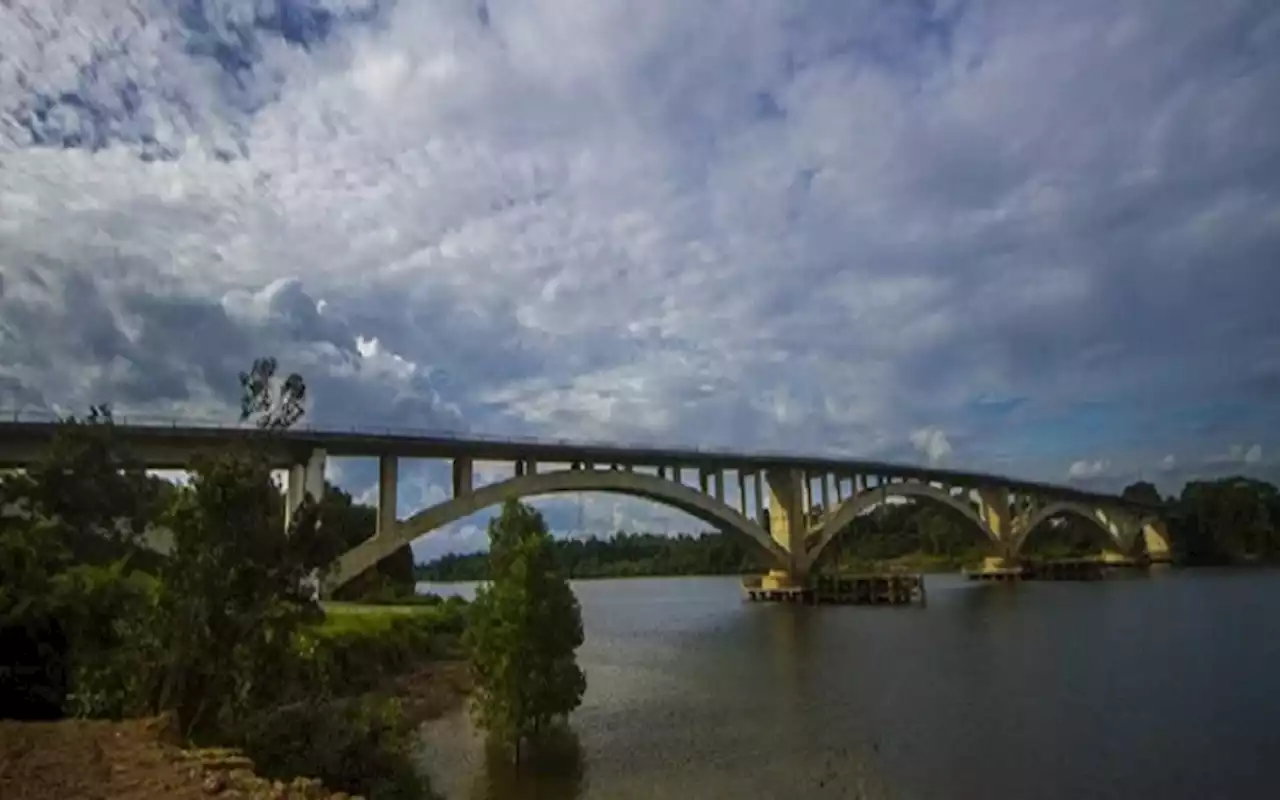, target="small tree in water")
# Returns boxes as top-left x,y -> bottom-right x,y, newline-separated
465,499 -> 586,761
